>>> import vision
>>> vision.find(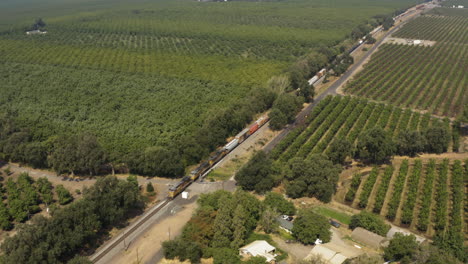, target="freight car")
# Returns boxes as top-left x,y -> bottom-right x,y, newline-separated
167,115 -> 269,199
